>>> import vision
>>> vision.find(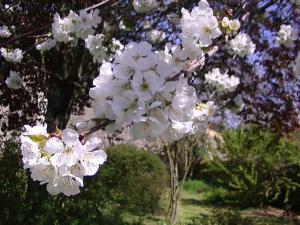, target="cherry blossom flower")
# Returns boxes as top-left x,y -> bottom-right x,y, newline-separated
276,24 -> 298,47
229,33 -> 256,57
20,125 -> 106,196
205,68 -> 240,92
0,25 -> 11,38
1,47 -> 23,63
180,0 -> 221,48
